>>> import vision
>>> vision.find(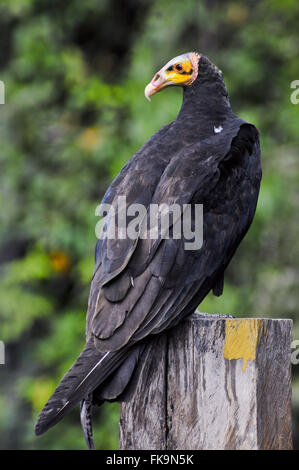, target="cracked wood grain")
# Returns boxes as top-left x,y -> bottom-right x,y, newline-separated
119,315 -> 293,450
